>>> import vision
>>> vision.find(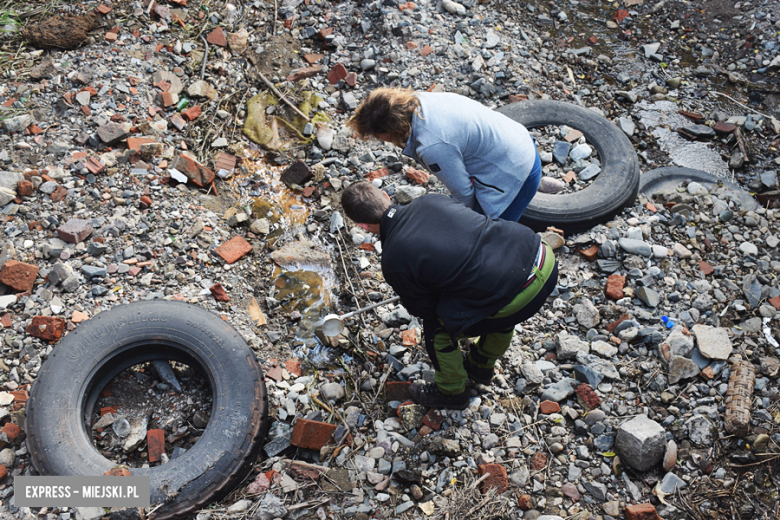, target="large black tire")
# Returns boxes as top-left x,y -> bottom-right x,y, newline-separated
26,301 -> 269,519
496,100 -> 640,234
